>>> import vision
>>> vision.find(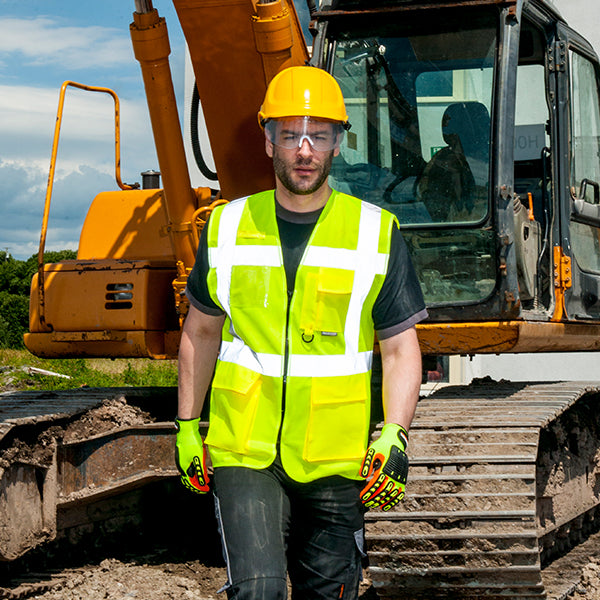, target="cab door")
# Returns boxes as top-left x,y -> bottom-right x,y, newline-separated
561,24 -> 600,320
